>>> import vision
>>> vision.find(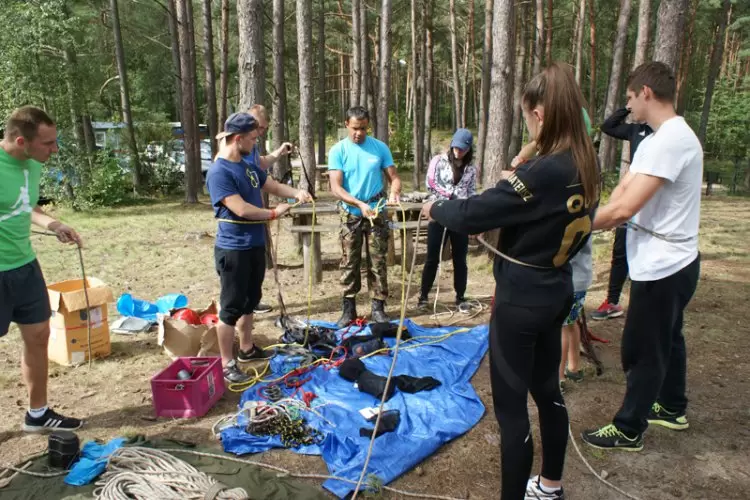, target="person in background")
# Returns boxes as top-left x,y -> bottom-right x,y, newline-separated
418,128 -> 477,313
246,104 -> 295,315
590,107 -> 653,321
1,106 -> 84,432
328,106 -> 402,327
559,238 -> 592,393
206,112 -> 312,384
